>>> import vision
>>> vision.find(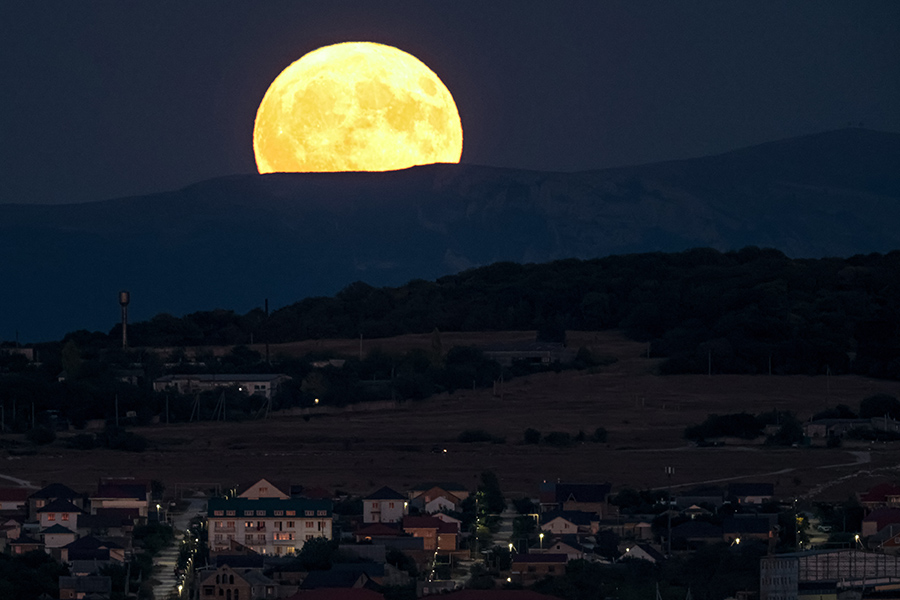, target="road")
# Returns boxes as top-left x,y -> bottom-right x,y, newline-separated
150,496 -> 207,600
